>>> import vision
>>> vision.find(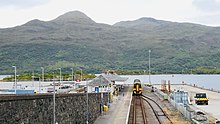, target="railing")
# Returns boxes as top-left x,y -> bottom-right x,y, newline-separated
155,88 -> 209,123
